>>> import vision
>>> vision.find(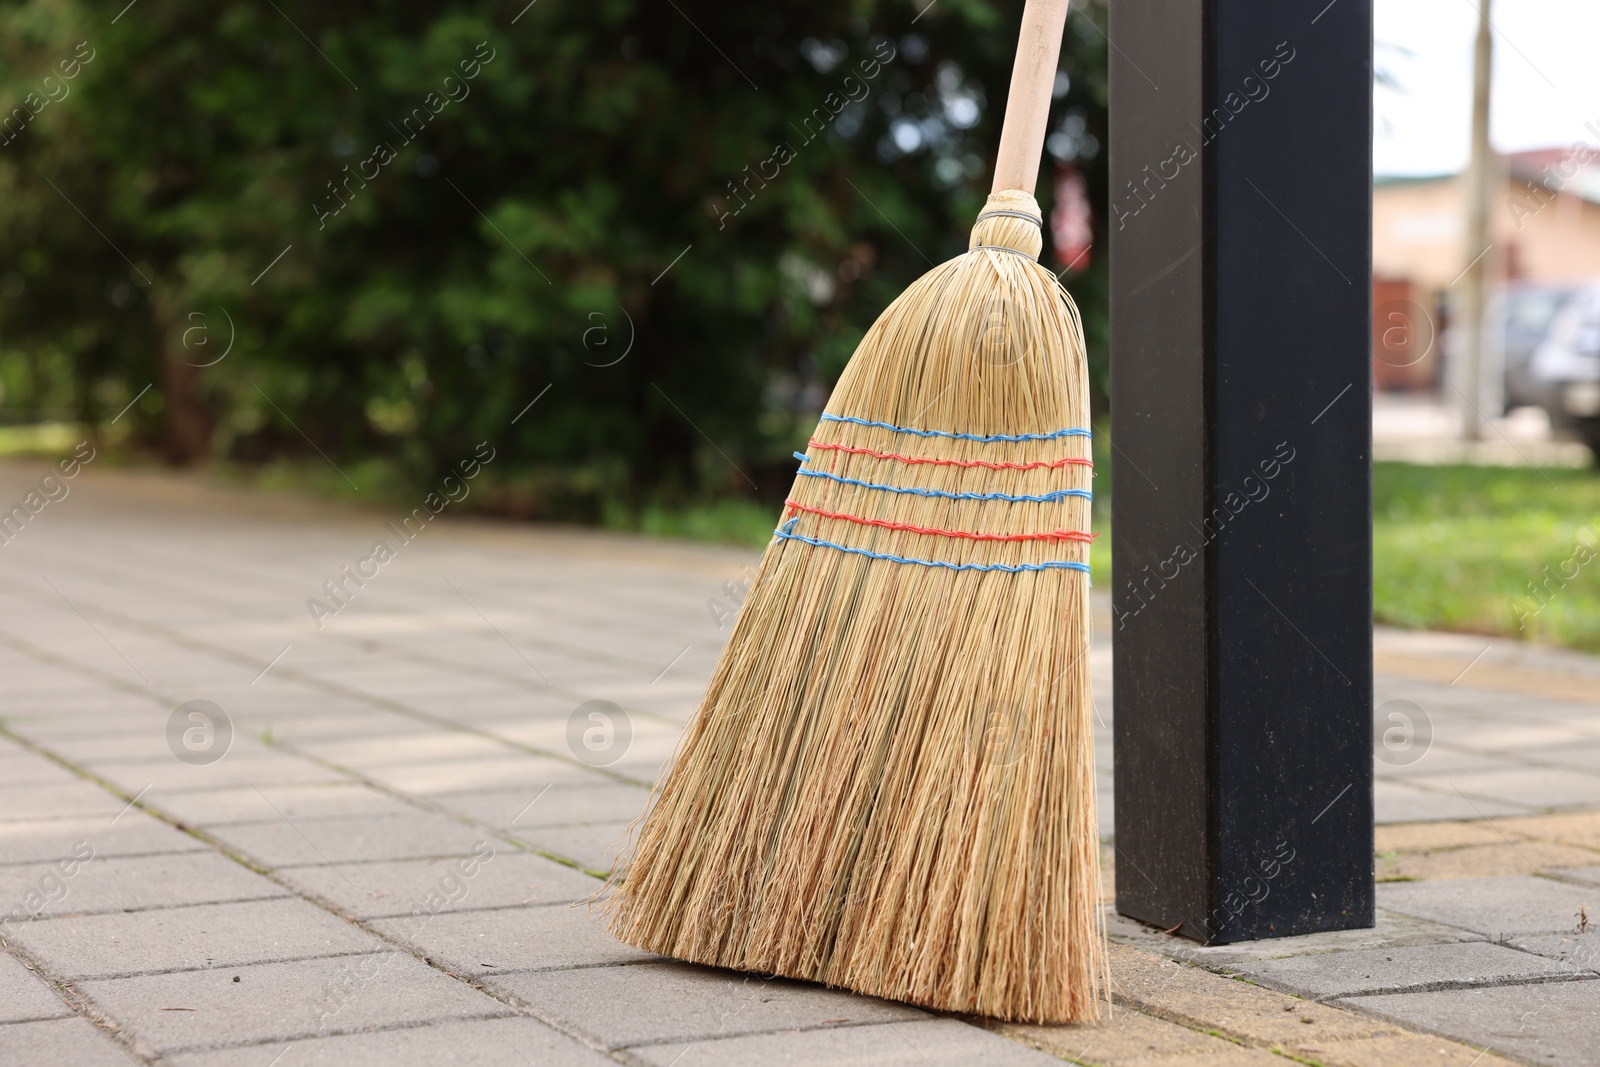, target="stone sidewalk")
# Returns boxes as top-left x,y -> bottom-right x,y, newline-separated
0,460 -> 1595,1066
